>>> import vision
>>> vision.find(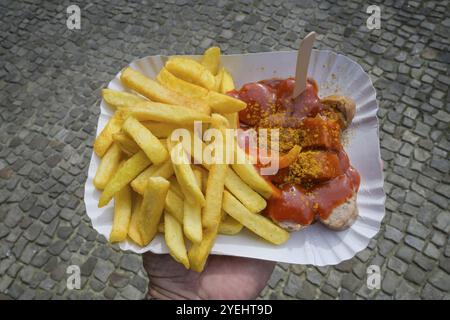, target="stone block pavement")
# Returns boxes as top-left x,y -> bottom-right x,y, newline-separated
0,0 -> 449,300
